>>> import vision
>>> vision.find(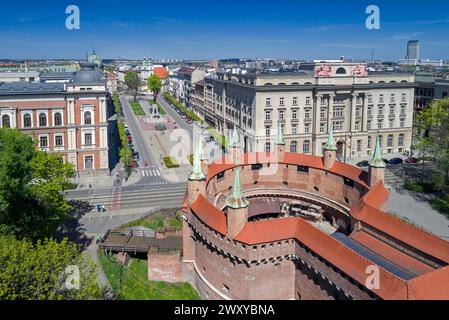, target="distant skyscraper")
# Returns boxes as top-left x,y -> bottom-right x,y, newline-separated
407,40 -> 420,61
